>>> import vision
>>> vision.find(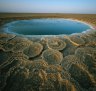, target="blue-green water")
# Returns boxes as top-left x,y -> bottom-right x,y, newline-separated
5,18 -> 92,35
